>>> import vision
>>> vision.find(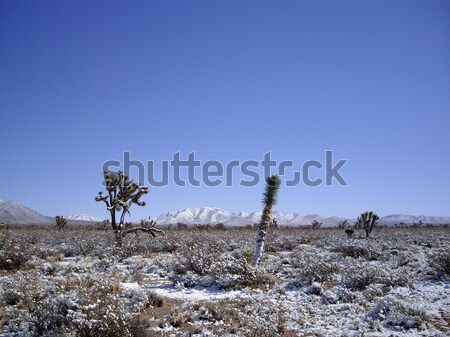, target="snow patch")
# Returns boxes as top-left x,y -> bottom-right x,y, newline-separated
146,284 -> 247,301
